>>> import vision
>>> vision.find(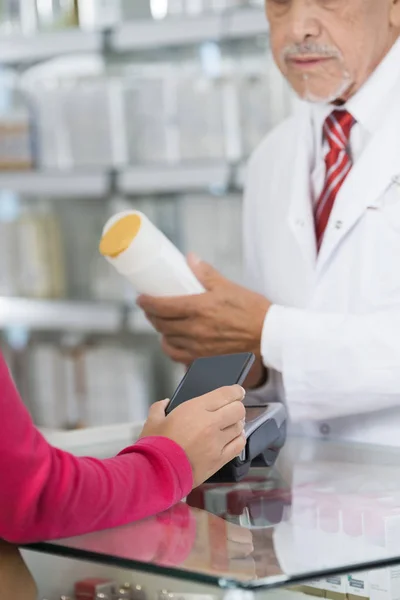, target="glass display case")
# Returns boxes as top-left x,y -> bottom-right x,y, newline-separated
6,436 -> 400,599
